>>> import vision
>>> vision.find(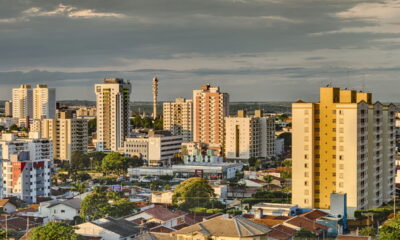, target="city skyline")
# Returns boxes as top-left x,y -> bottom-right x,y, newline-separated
1,1 -> 400,102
